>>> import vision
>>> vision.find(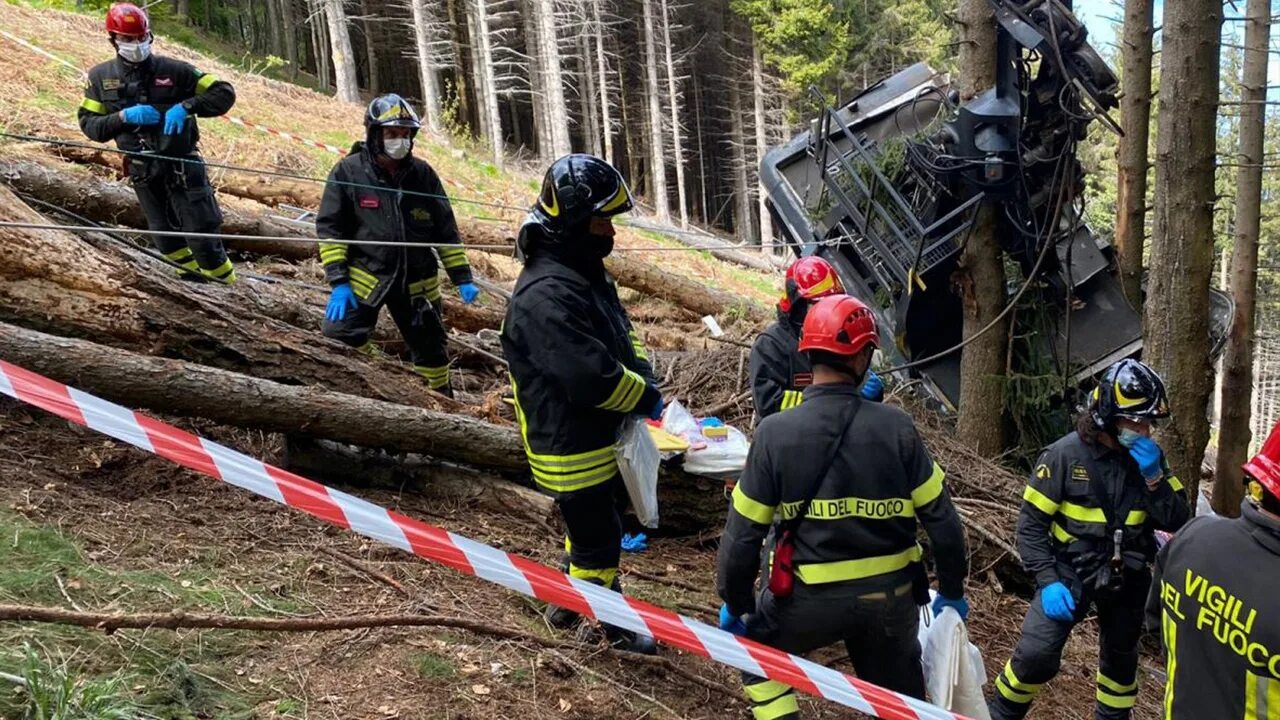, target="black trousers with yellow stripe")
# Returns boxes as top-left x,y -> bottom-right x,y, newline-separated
321,284 -> 451,389
742,580 -> 925,720
128,155 -> 235,282
557,474 -> 630,588
989,570 -> 1149,720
